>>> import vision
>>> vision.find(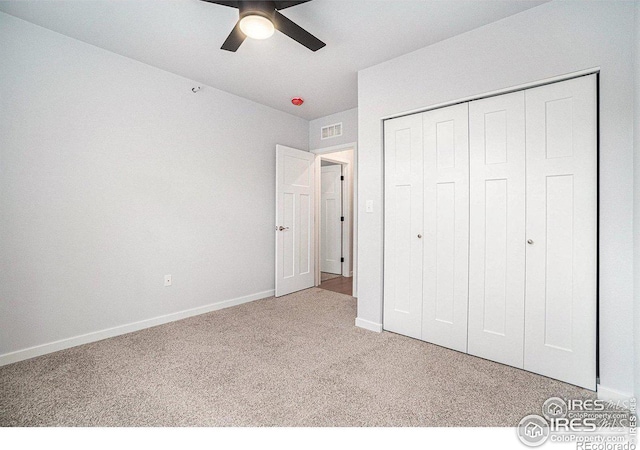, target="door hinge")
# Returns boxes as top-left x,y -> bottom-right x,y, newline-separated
341,257 -> 344,262
341,216 -> 345,222
340,175 -> 344,181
